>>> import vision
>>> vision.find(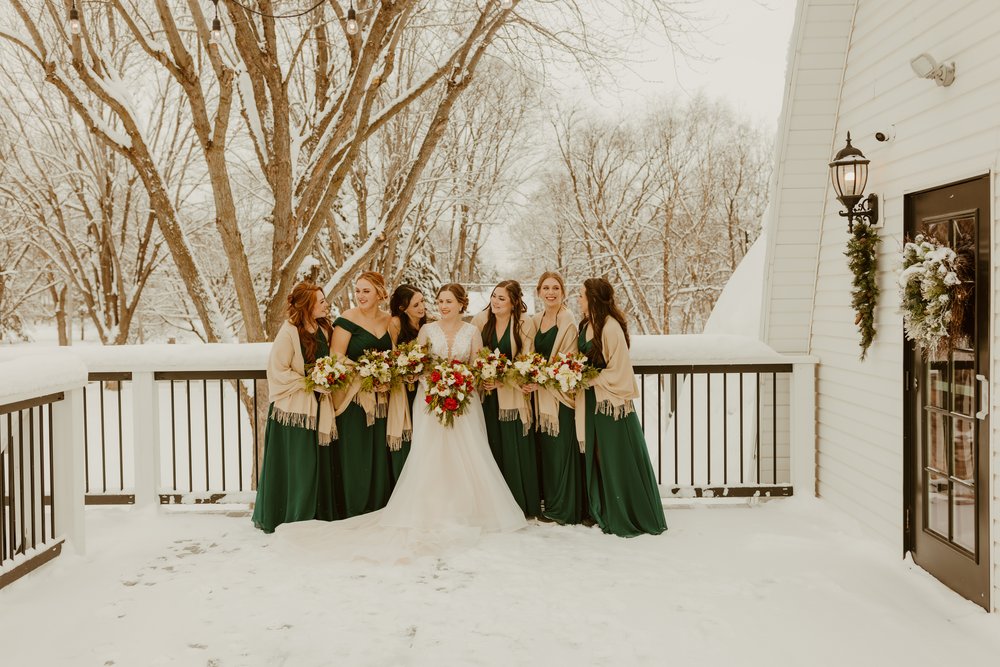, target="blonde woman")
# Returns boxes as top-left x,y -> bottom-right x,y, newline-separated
330,271 -> 393,518
531,272 -> 587,525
